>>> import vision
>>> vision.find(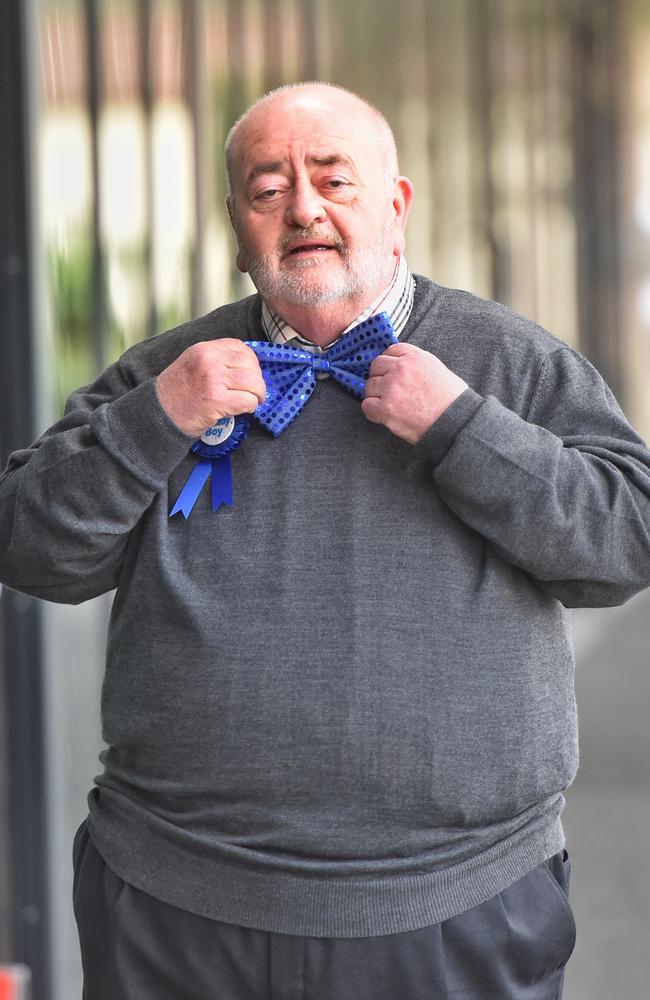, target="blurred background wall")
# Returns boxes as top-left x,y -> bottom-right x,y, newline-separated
0,1 -> 649,998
